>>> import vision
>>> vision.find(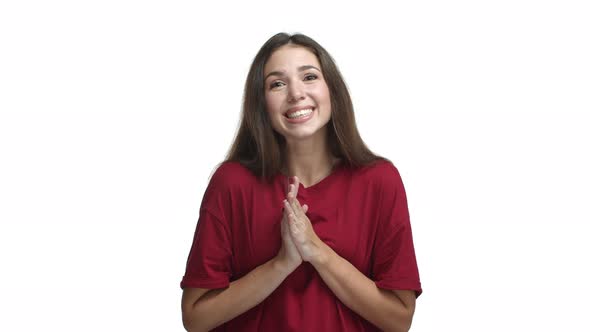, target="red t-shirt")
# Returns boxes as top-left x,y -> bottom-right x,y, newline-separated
180,159 -> 422,331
